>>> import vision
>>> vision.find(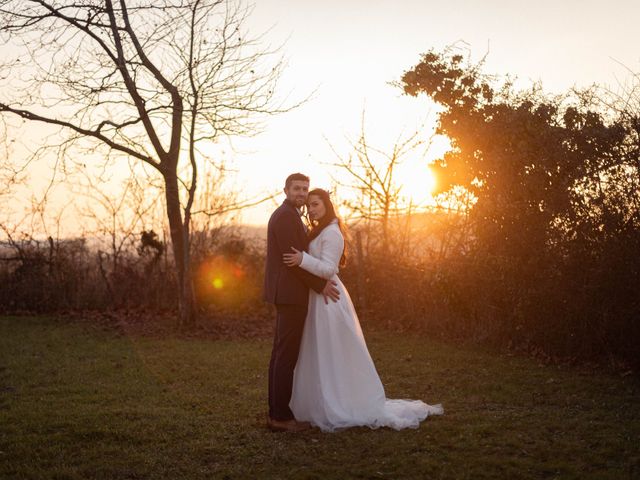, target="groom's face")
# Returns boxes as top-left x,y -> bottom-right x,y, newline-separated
284,180 -> 310,208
